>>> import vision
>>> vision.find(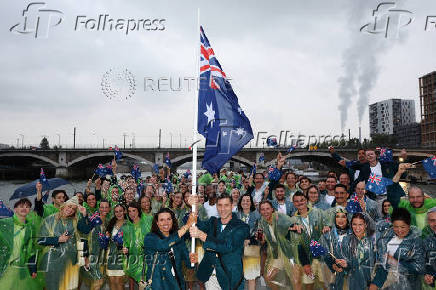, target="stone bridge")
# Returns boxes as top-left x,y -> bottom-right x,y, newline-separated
0,148 -> 433,179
